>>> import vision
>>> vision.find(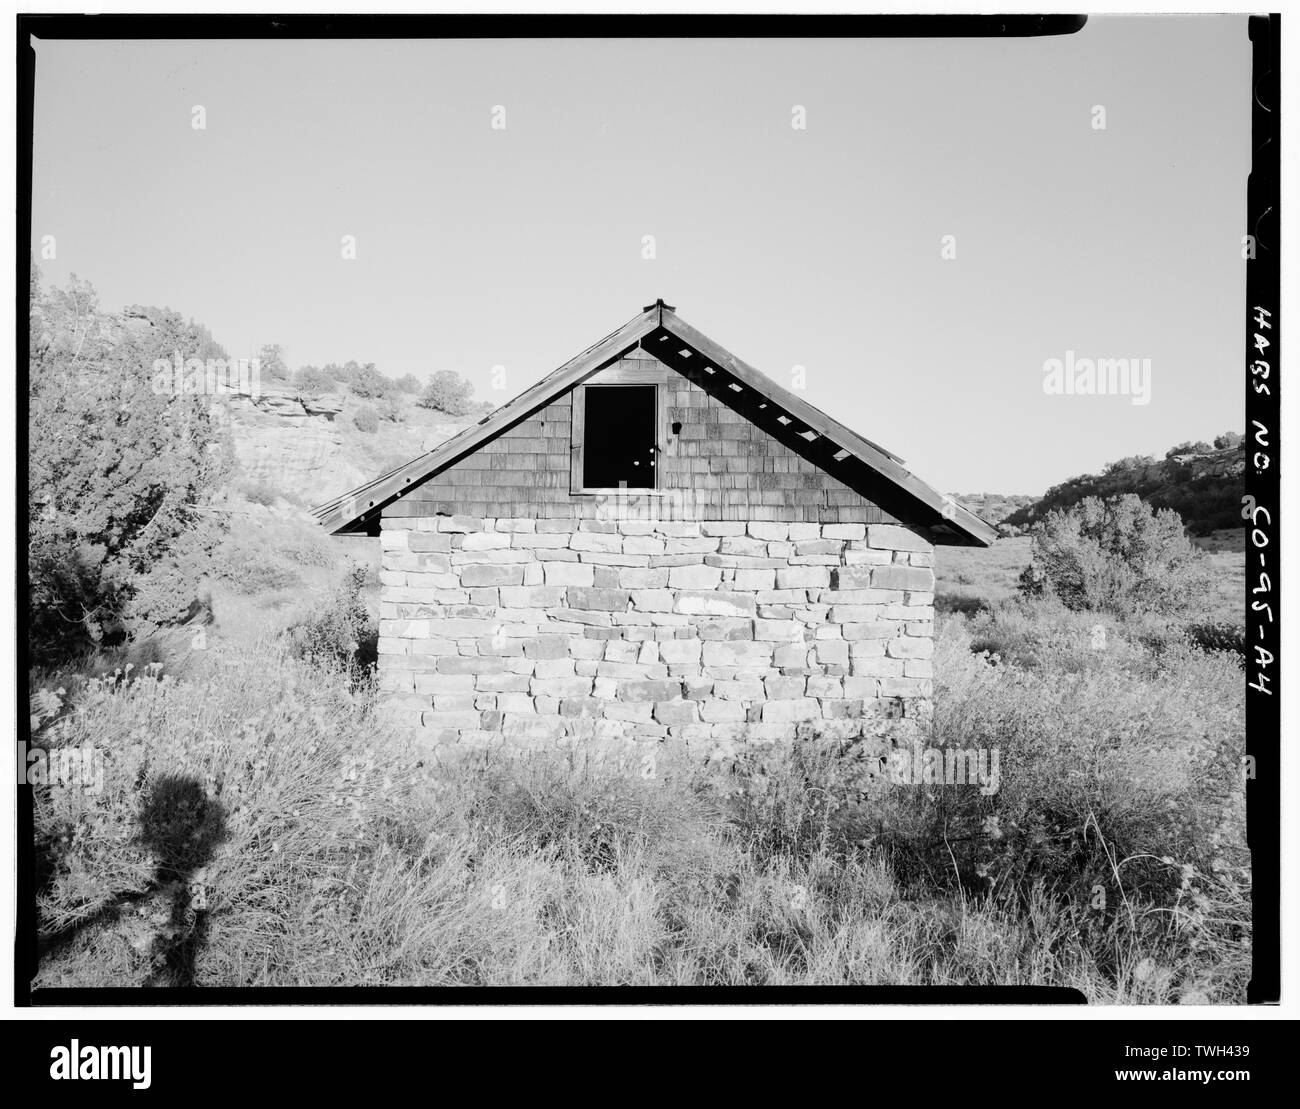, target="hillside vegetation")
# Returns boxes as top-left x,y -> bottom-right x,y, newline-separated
1002,438 -> 1245,537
